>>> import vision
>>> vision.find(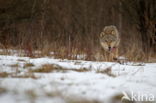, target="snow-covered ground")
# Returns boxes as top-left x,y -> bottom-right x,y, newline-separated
0,55 -> 156,103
